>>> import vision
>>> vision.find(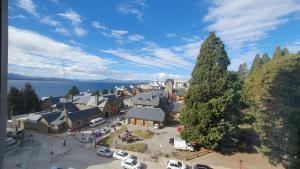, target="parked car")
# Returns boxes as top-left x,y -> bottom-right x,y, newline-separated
79,136 -> 92,143
113,151 -> 135,161
121,158 -> 142,169
6,137 -> 16,147
169,138 -> 174,145
167,160 -> 187,169
117,116 -> 126,121
173,138 -> 194,151
193,164 -> 211,169
153,124 -> 160,129
97,146 -> 113,158
113,121 -> 122,126
50,166 -> 63,169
